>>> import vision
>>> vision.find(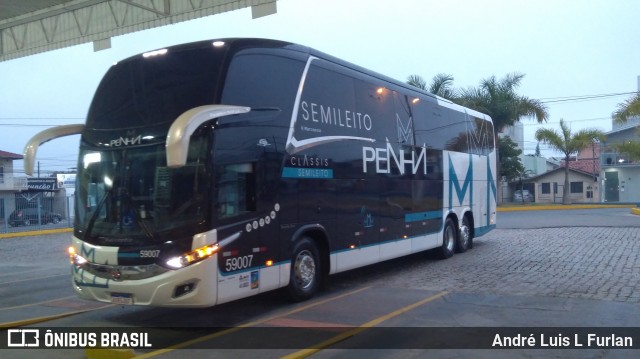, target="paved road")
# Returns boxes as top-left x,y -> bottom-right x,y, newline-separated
2,208 -> 640,358
498,207 -> 640,229
334,226 -> 640,304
